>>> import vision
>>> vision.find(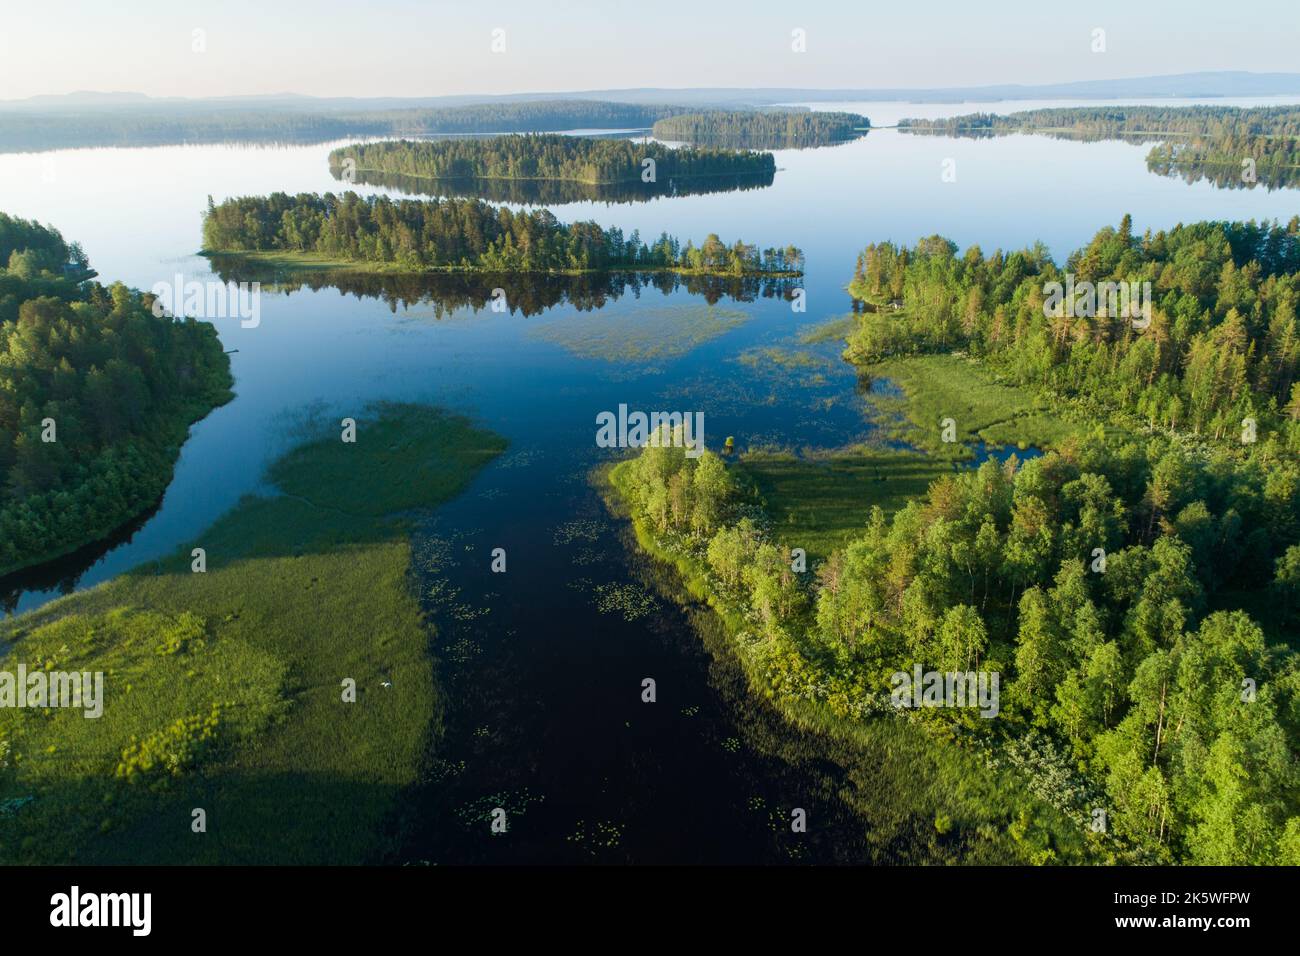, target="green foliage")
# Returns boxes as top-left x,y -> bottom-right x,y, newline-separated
330,135 -> 774,185
652,110 -> 870,148
846,218 -> 1300,454
0,403 -> 505,863
736,448 -> 952,560
864,354 -> 1083,455
0,213 -> 233,575
203,191 -> 803,276
901,105 -> 1300,190
615,408 -> 1300,862
115,704 -> 225,782
610,441 -> 1088,863
268,405 -> 506,516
